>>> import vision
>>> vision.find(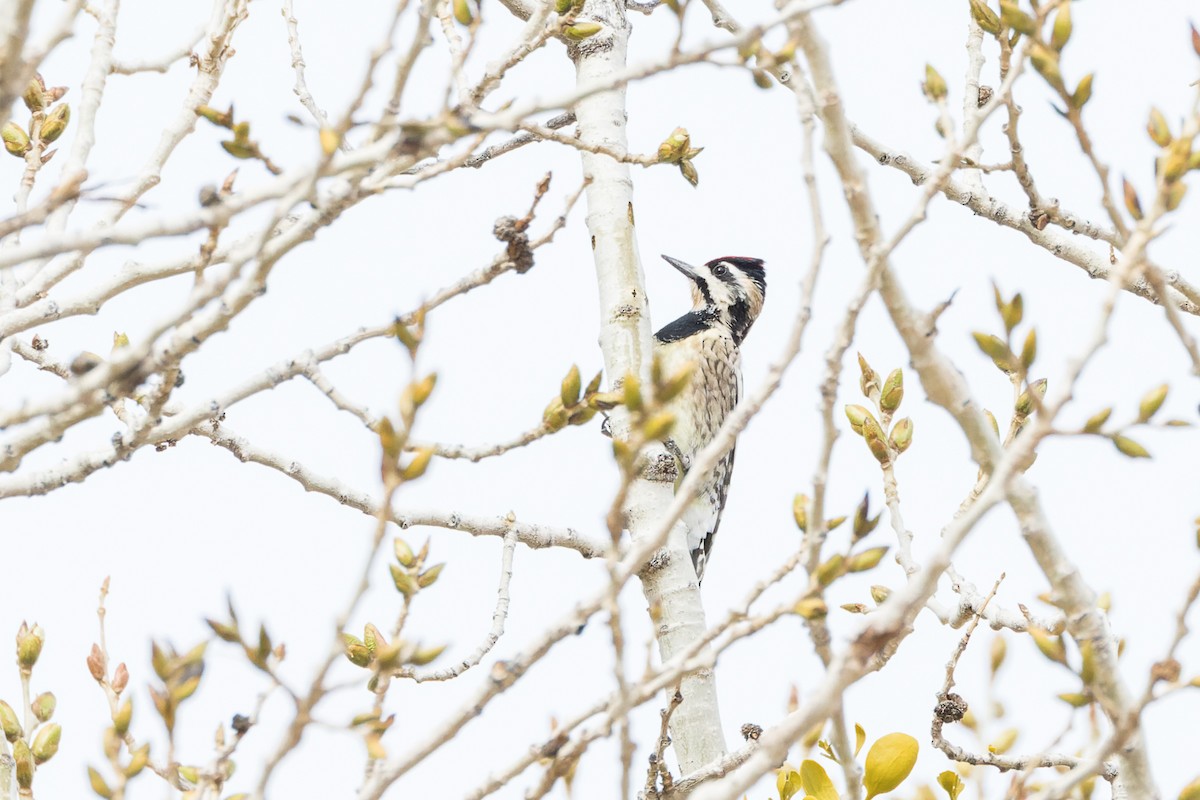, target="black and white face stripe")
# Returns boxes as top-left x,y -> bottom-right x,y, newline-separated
660,255 -> 767,345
